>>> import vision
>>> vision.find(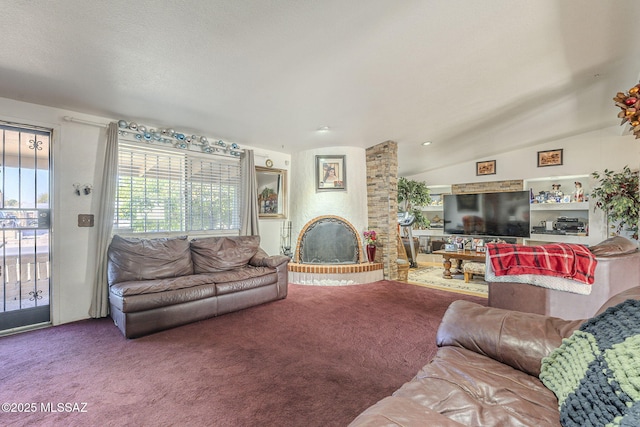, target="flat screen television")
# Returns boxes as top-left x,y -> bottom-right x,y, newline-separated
443,191 -> 531,238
